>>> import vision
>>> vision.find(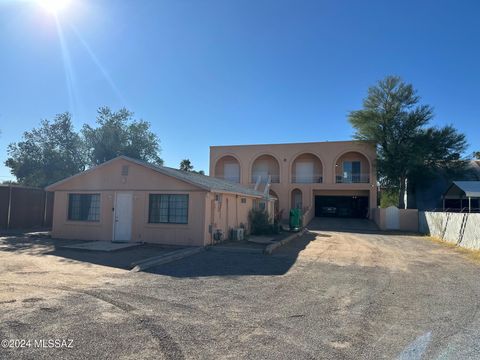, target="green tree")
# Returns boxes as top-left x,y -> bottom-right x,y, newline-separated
179,159 -> 205,174
82,107 -> 163,166
379,189 -> 399,208
2,180 -> 18,185
474,151 -> 480,160
179,159 -> 193,172
5,113 -> 86,187
349,76 -> 467,208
